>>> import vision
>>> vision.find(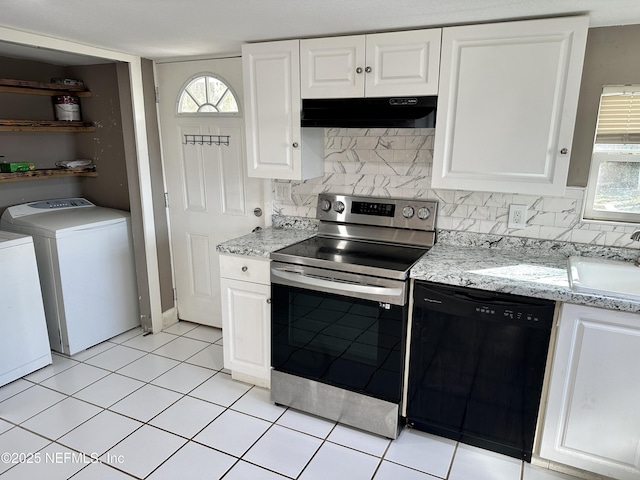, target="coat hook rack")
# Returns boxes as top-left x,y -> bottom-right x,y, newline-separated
183,134 -> 230,146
